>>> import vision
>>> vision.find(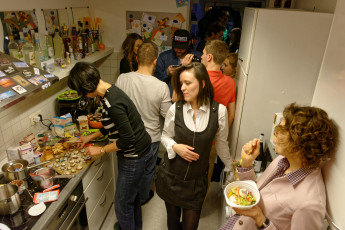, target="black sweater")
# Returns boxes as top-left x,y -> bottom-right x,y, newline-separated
100,85 -> 151,158
120,57 -> 138,74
